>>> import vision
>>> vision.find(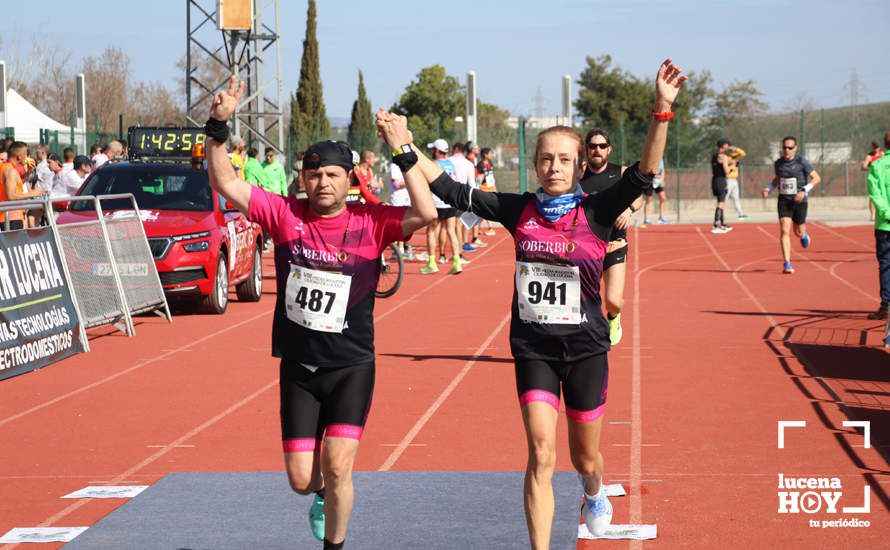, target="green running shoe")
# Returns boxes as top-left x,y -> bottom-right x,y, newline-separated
309,493 -> 325,541
608,313 -> 622,346
420,264 -> 439,275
